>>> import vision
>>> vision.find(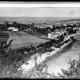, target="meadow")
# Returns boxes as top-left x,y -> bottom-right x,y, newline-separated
5,31 -> 49,49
